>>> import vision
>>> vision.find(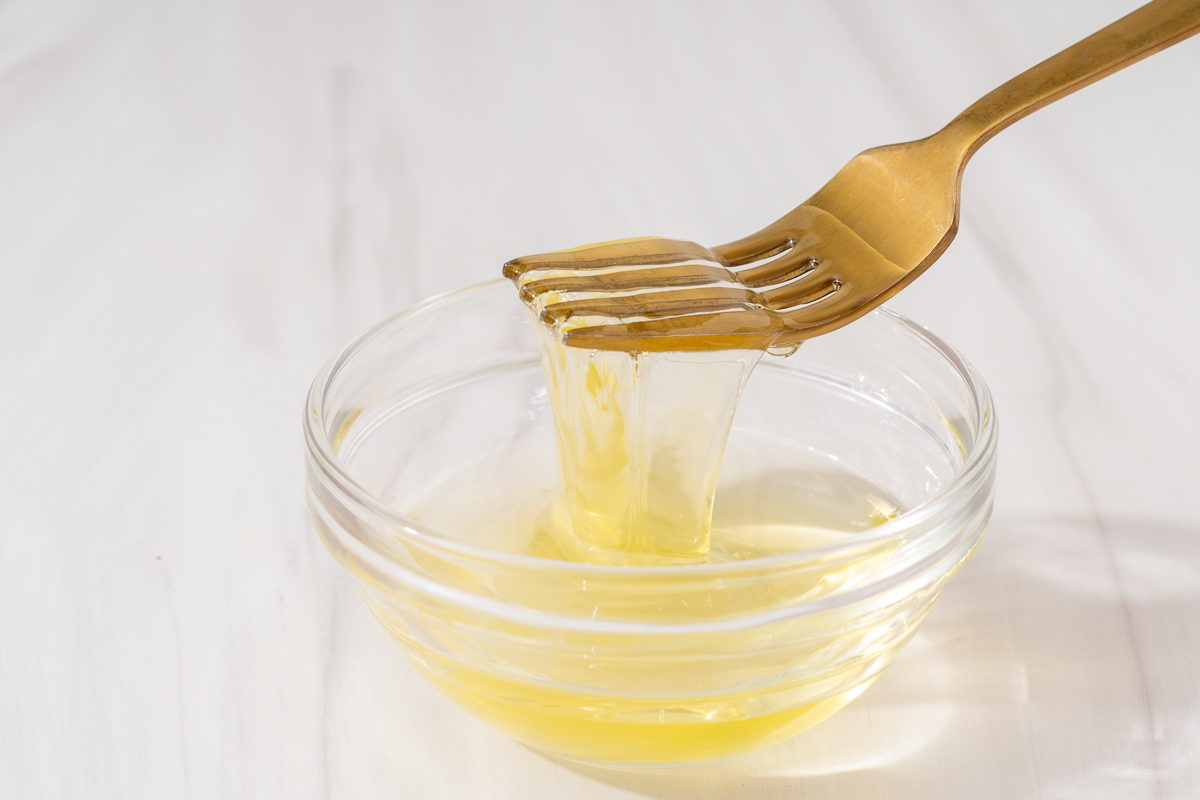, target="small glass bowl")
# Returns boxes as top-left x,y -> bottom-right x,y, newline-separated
304,280 -> 998,766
